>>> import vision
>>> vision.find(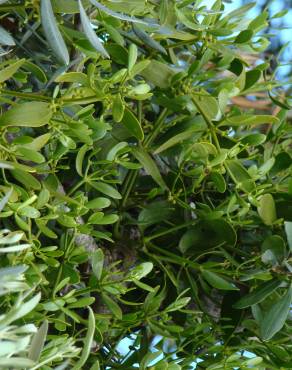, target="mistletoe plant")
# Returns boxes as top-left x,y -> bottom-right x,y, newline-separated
0,0 -> 291,369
